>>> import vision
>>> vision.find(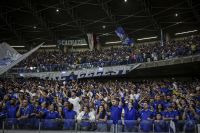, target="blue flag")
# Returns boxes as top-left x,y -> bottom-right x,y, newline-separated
115,27 -> 134,46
